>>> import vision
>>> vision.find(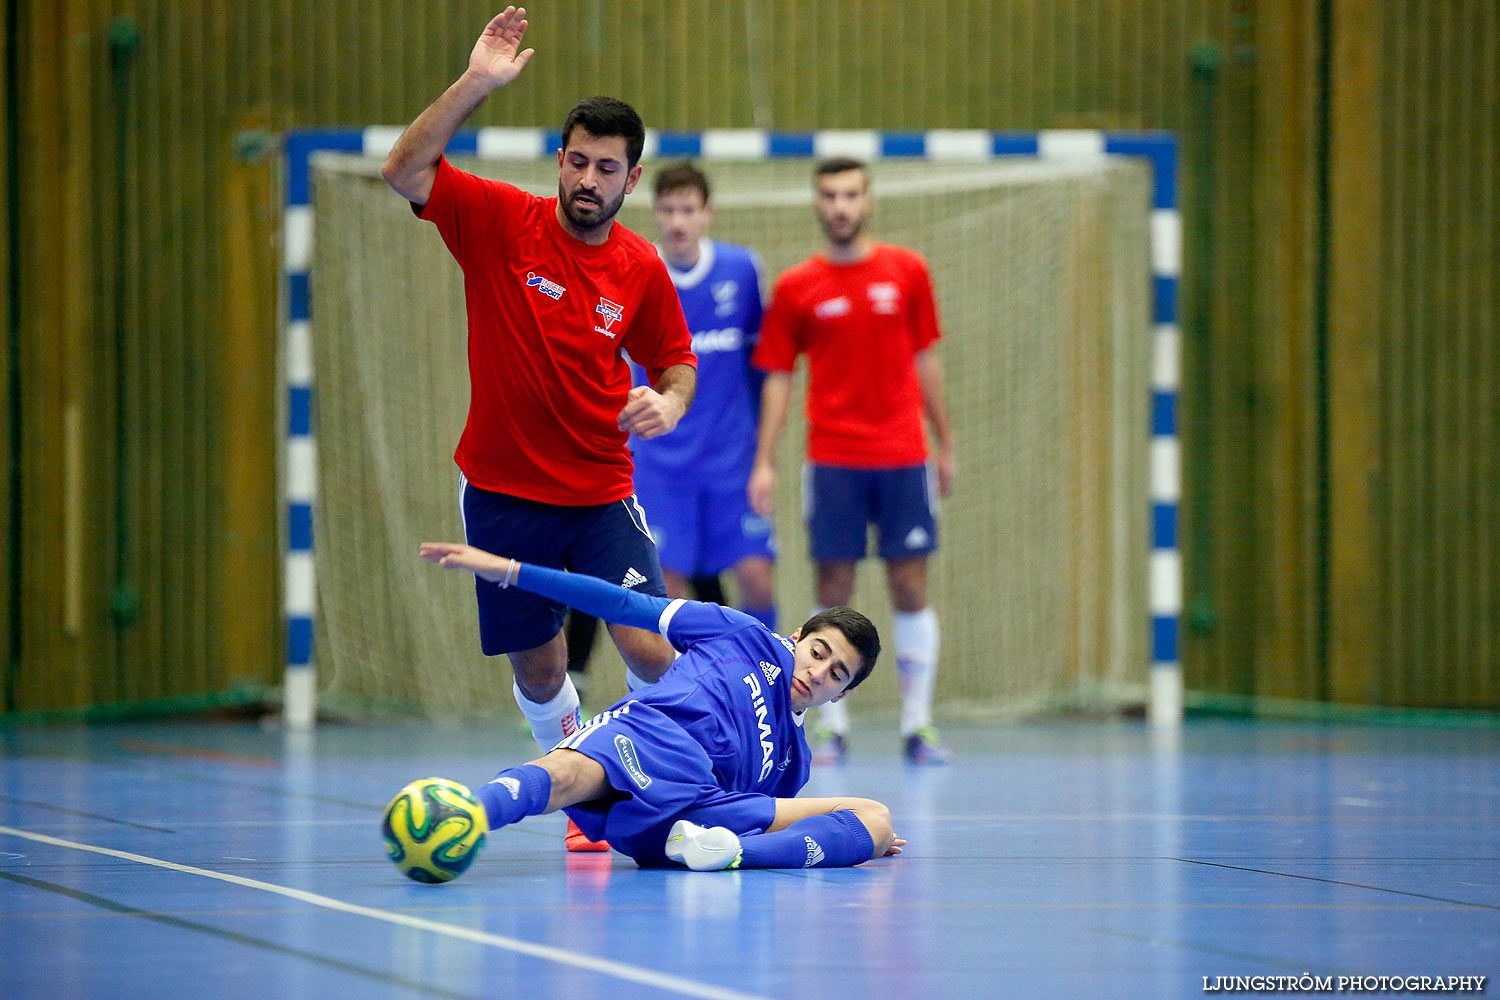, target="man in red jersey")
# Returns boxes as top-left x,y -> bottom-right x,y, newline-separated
381,8 -> 697,846
749,158 -> 955,766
